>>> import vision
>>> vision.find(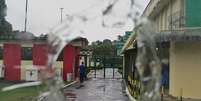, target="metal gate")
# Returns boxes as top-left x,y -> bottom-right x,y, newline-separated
88,56 -> 123,79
